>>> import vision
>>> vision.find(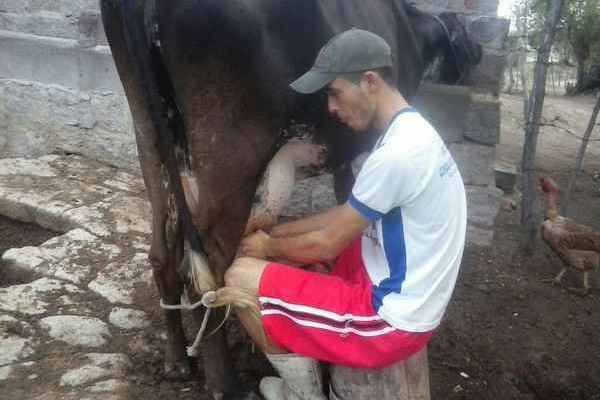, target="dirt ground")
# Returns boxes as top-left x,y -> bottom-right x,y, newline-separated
429,94 -> 600,400
1,94 -> 599,399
